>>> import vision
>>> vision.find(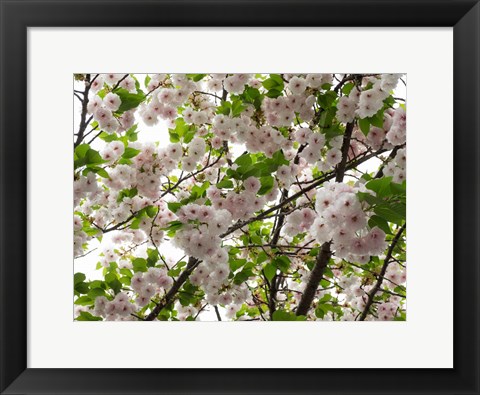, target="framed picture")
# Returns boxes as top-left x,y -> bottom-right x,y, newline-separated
1,0 -> 478,394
